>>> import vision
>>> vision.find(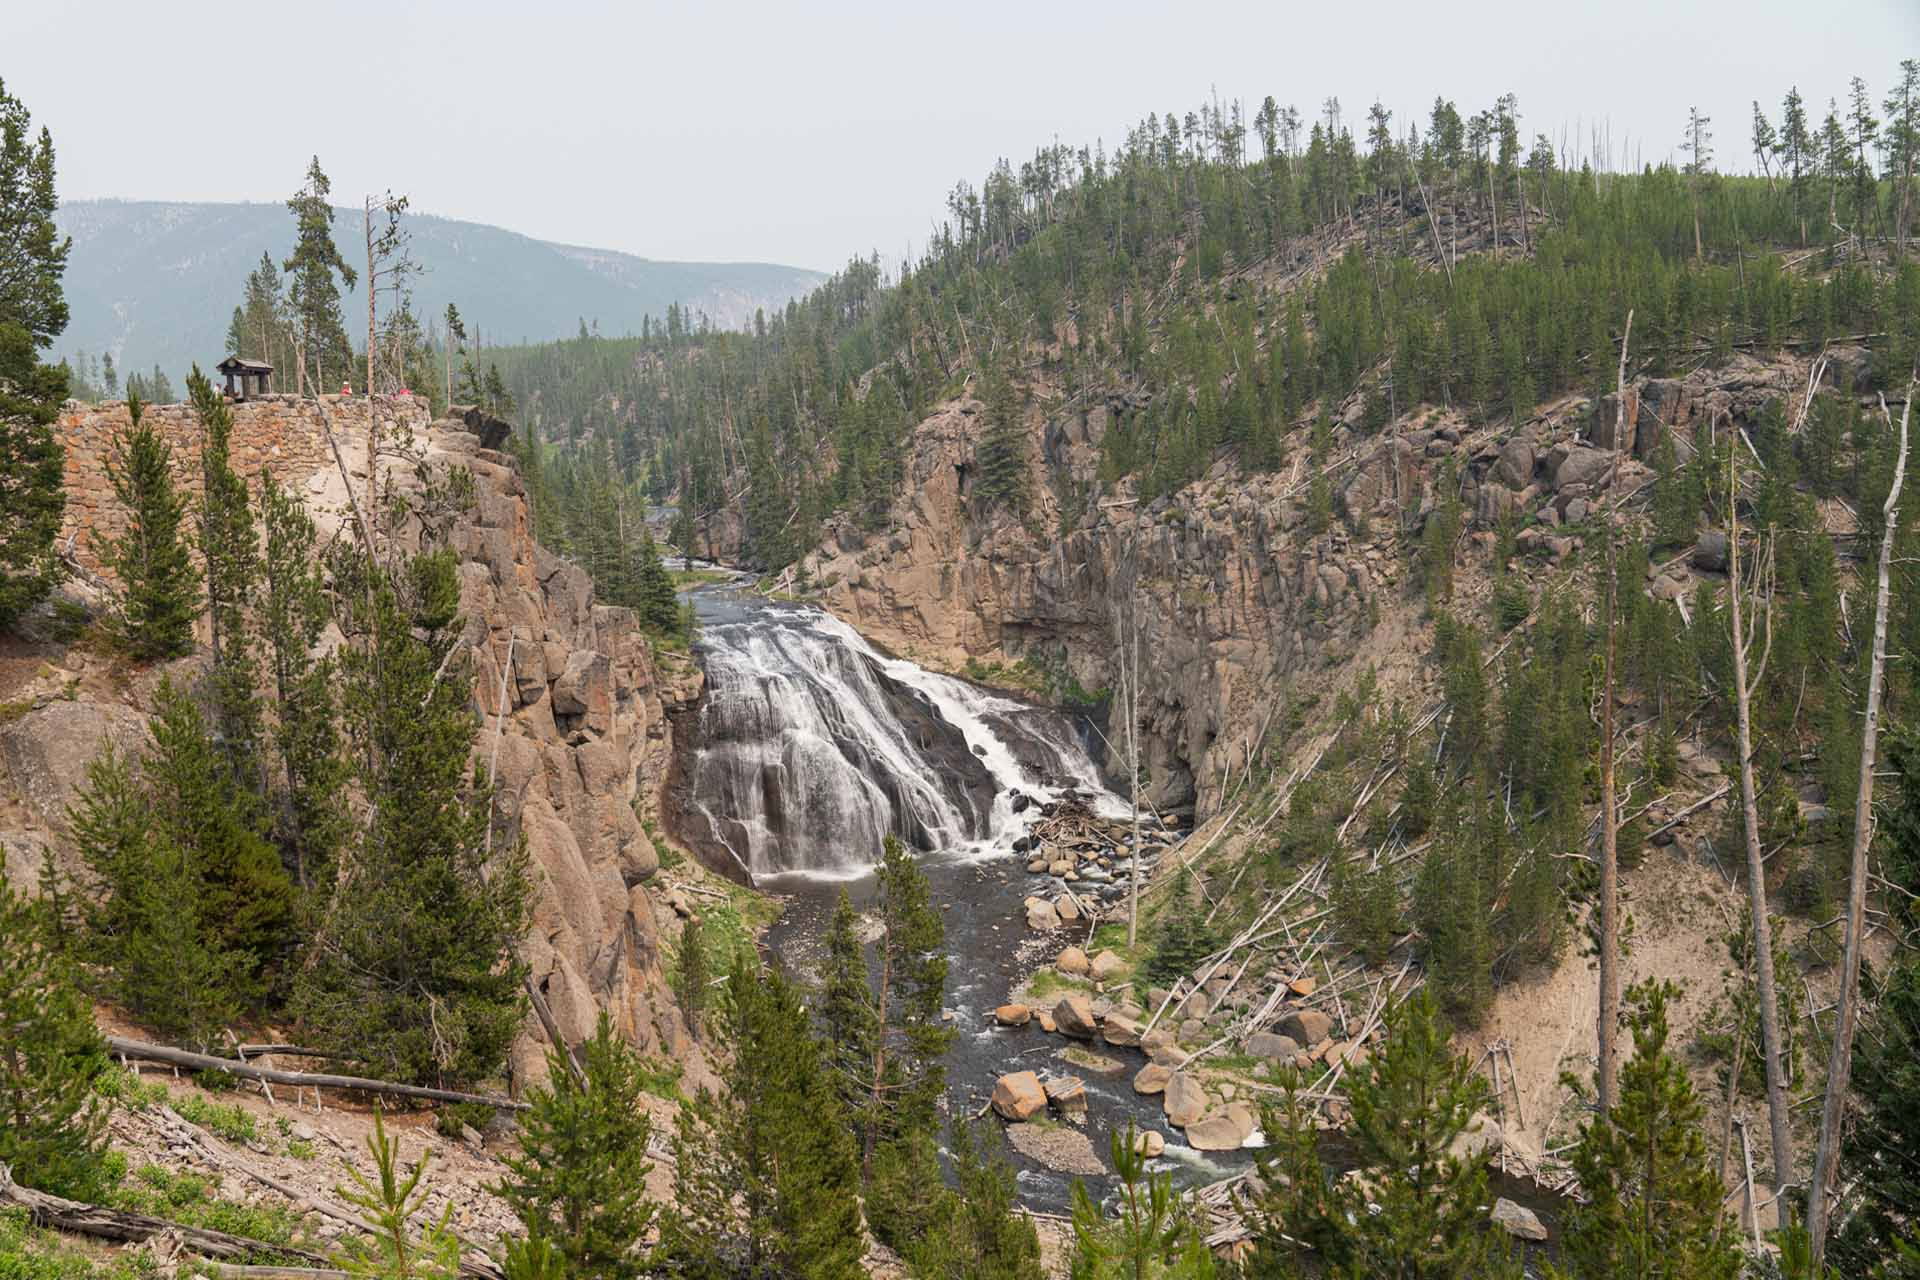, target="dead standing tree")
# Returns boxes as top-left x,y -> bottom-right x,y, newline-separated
362,191 -> 418,511
1808,383 -> 1912,1269
1114,521 -> 1146,946
1597,309 -> 1632,1115
1725,415 -> 1795,1230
